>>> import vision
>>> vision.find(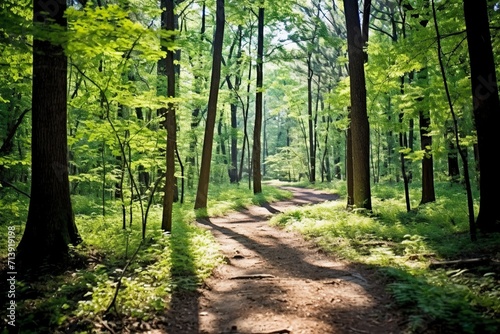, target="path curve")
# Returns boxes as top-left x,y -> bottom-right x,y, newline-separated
160,187 -> 403,334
